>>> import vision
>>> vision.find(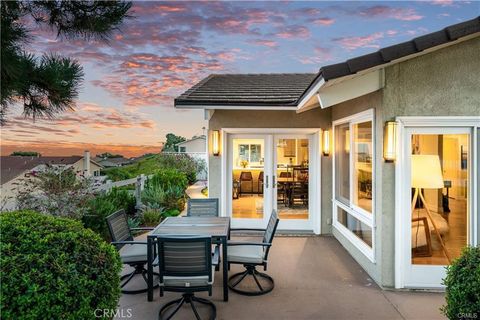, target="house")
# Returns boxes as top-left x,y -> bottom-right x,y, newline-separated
93,156 -> 132,168
175,17 -> 480,290
175,135 -> 207,153
0,151 -> 102,210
